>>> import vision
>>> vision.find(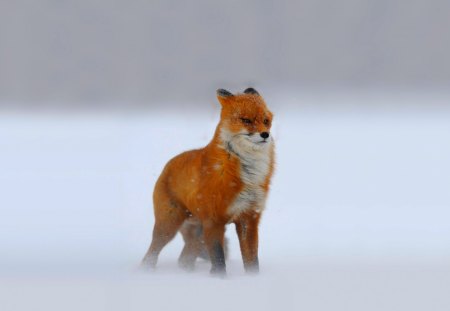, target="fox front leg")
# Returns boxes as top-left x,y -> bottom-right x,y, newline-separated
235,211 -> 261,273
202,221 -> 227,276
